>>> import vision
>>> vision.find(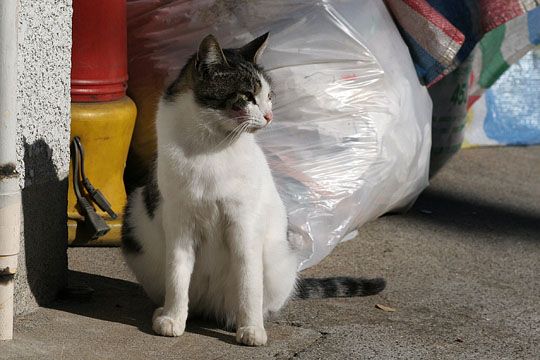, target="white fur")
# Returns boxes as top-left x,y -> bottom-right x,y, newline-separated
123,75 -> 297,346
